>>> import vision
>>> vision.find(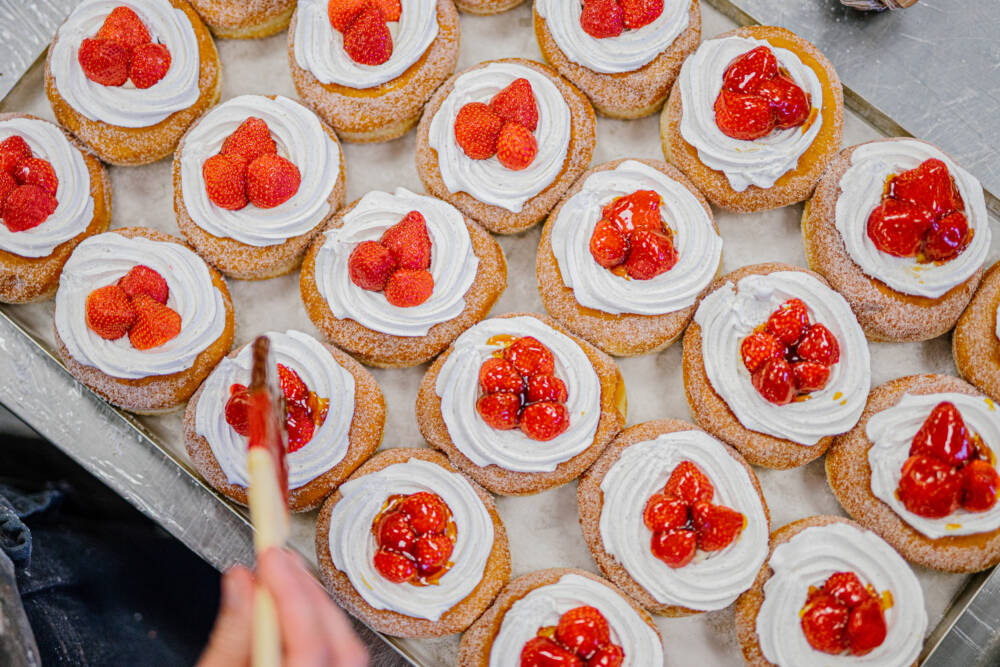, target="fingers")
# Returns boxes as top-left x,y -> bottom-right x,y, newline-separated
196,564 -> 255,667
